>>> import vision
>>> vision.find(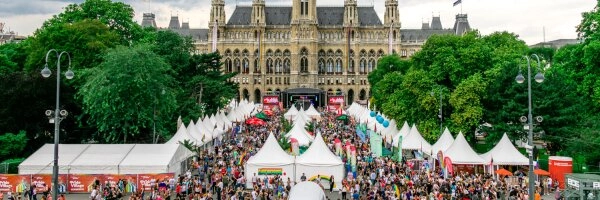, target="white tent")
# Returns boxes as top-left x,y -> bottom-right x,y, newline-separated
444,132 -> 486,165
20,144 -> 194,175
401,125 -> 432,154
480,133 -> 529,165
289,181 -> 326,200
166,124 -> 201,145
392,122 -> 411,147
119,144 -> 194,175
304,104 -> 322,120
286,124 -> 313,146
295,133 -> 344,190
186,120 -> 205,145
19,144 -> 90,174
431,127 -> 454,154
68,144 -> 136,174
245,133 -> 295,188
284,106 -> 299,119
